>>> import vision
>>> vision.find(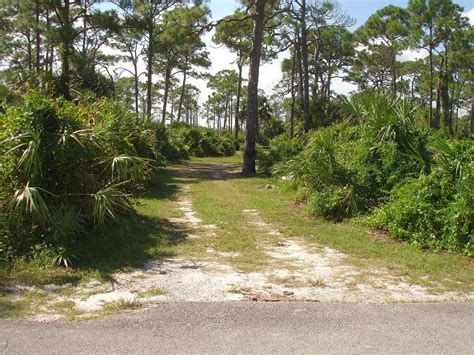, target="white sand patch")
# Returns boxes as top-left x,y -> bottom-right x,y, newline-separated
240,208 -> 473,303
75,290 -> 136,312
